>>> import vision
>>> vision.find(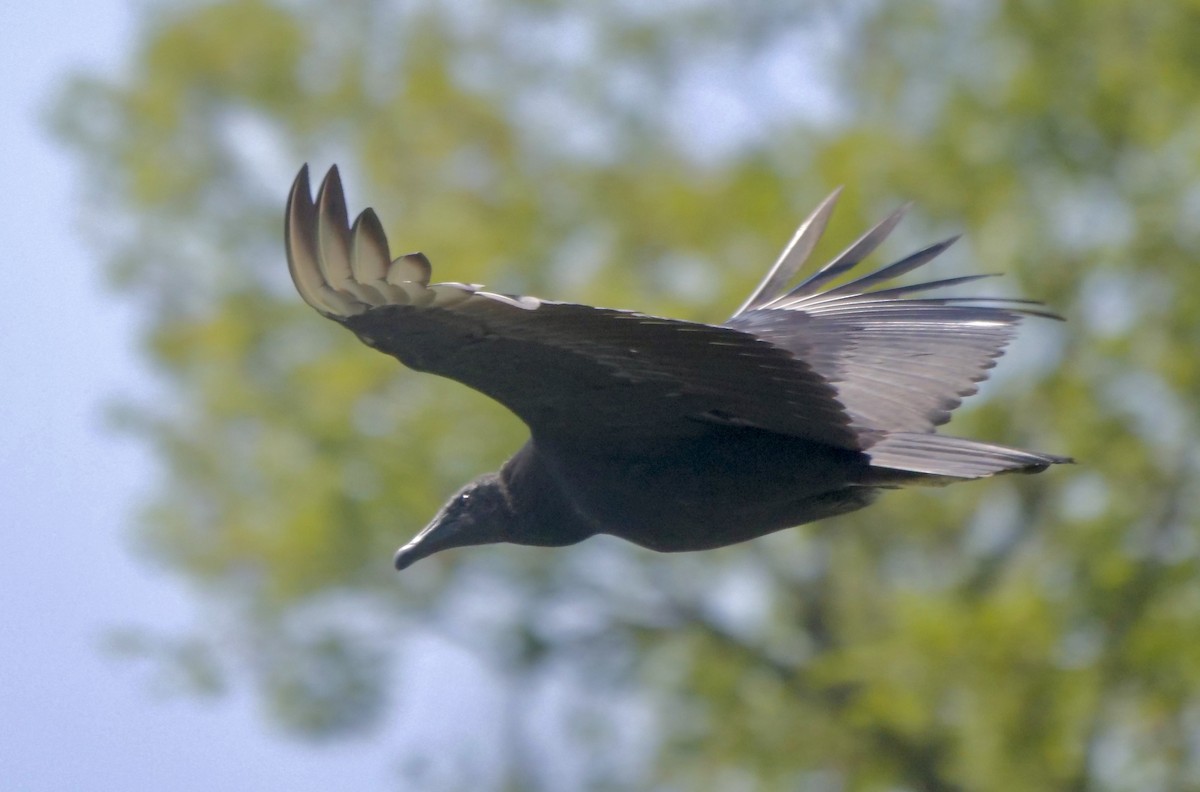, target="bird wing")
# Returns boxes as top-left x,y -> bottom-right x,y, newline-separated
725,192 -> 1059,437
286,165 -> 857,449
